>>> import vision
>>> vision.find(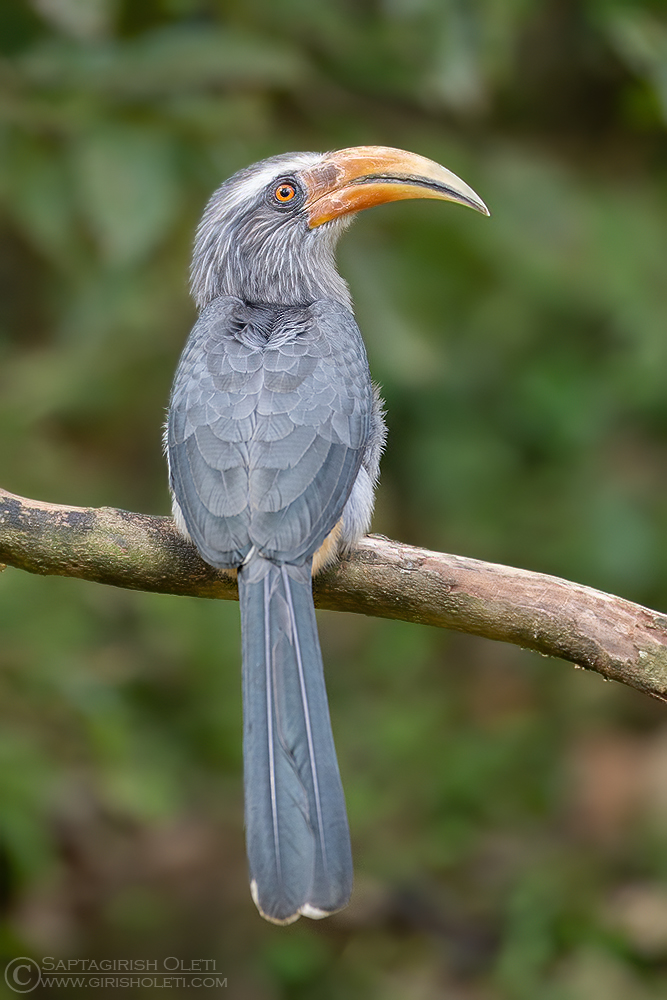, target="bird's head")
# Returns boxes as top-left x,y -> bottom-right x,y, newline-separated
191,145 -> 489,310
